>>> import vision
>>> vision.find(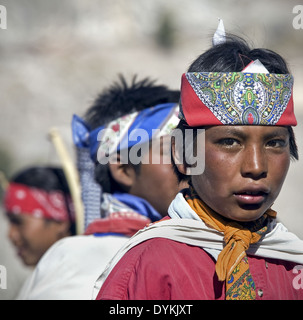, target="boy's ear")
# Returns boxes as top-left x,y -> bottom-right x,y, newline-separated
108,153 -> 137,192
171,139 -> 188,176
172,130 -> 205,176
56,220 -> 72,238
